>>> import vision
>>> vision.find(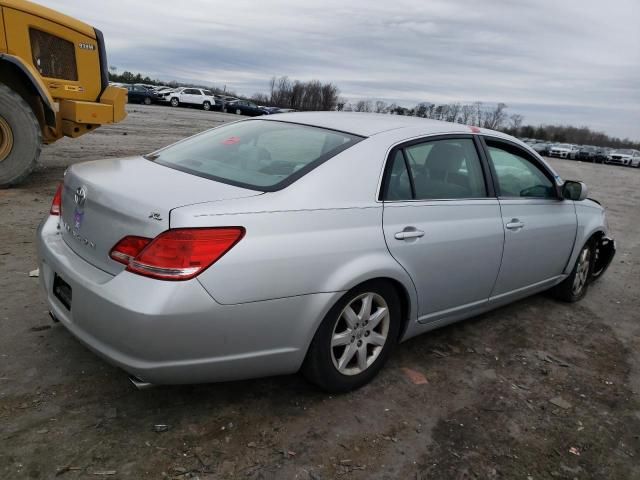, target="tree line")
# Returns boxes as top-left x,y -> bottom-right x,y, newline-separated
107,69 -> 637,149
251,76 -> 340,112
341,99 -> 638,149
